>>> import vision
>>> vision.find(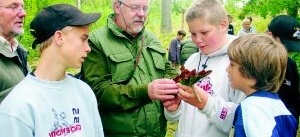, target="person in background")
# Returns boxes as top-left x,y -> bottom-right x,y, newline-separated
163,0 -> 245,136
168,29 -> 186,69
227,14 -> 234,35
246,16 -> 256,33
266,15 -> 300,125
0,4 -> 104,137
237,18 -> 255,36
0,0 -> 30,102
179,37 -> 198,65
81,0 -> 179,136
227,34 -> 297,137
